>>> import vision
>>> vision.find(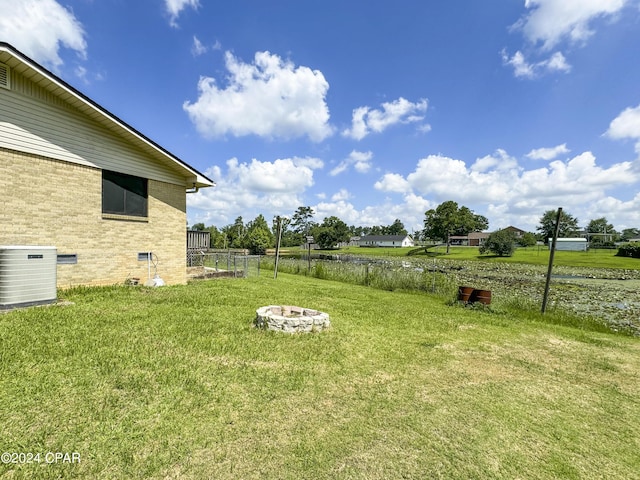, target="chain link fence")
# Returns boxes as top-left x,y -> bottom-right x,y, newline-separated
187,252 -> 261,279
